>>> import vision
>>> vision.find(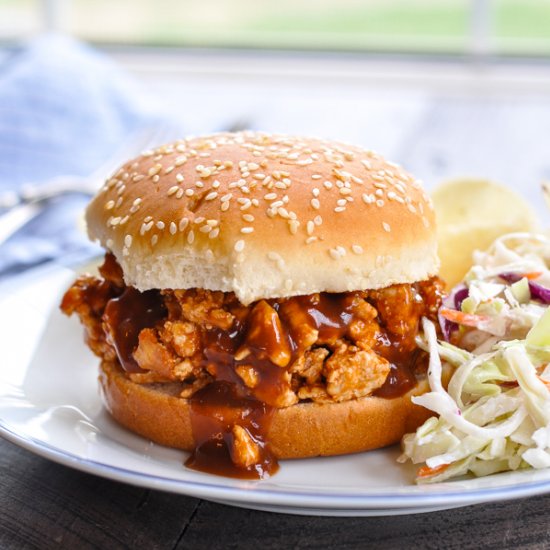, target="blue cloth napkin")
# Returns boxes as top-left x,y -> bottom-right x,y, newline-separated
0,33 -> 178,277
